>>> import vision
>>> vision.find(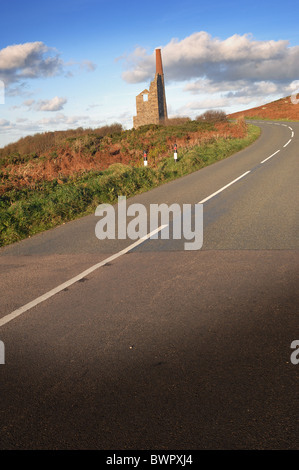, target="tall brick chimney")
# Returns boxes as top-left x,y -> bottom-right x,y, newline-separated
155,48 -> 164,76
